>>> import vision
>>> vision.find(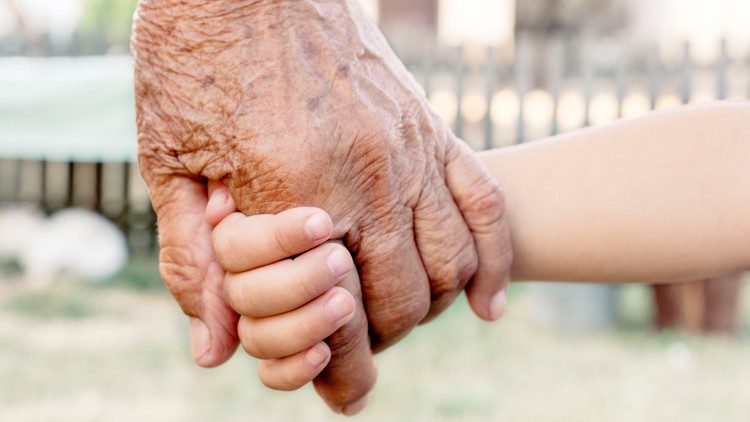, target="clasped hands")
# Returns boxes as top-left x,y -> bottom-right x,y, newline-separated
133,0 -> 512,414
